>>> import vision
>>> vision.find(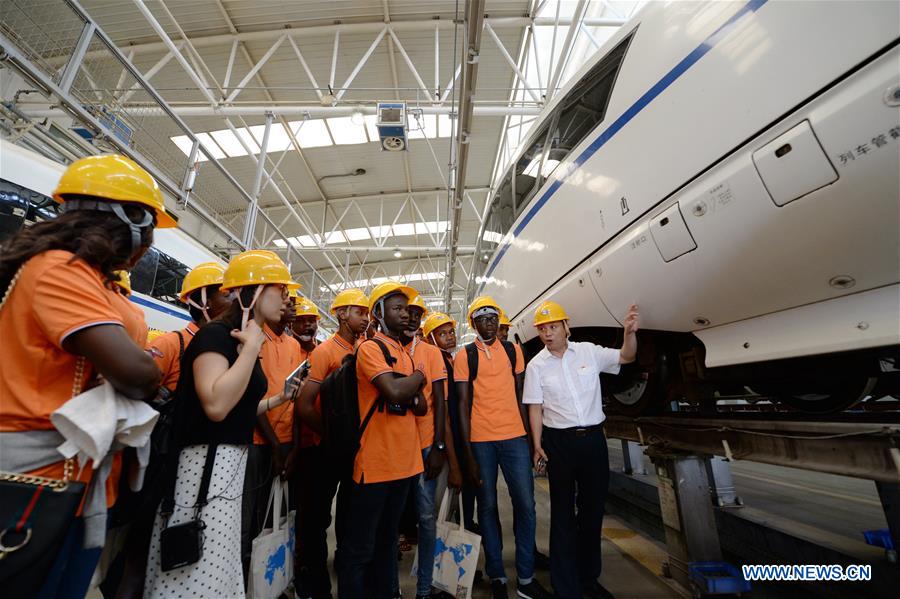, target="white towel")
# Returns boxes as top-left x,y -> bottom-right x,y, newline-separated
48,381 -> 160,547
50,381 -> 159,482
